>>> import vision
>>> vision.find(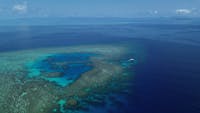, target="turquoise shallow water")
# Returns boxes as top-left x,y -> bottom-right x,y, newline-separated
27,53 -> 94,87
